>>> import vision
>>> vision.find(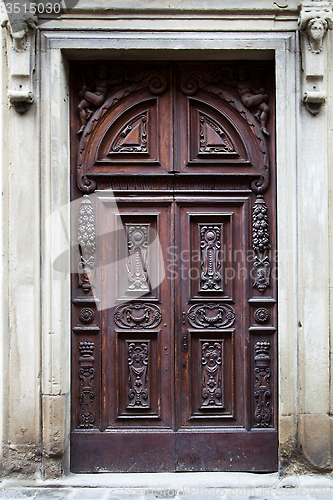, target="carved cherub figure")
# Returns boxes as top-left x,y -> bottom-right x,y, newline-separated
77,65 -> 114,134
222,66 -> 270,136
